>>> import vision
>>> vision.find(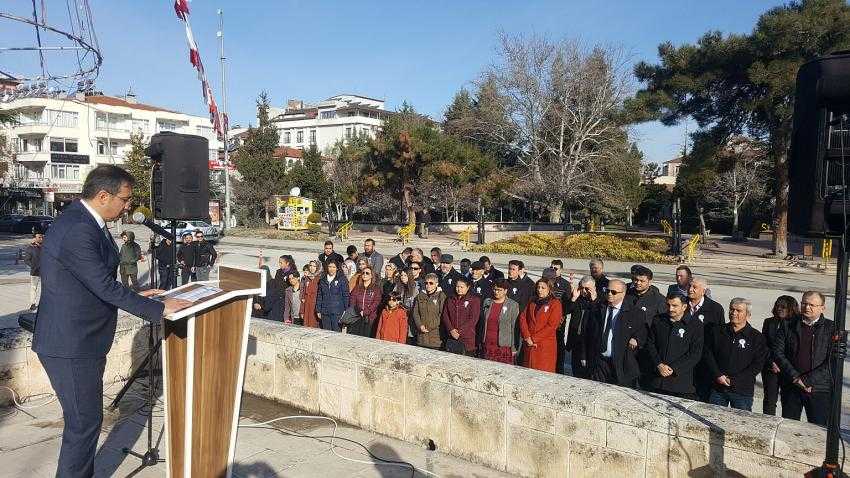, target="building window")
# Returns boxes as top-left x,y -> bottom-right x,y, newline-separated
132,118 -> 149,133
345,127 -> 352,139
283,131 -> 291,143
296,130 -> 303,143
97,140 -> 118,155
49,137 -> 77,153
196,125 -> 214,137
51,164 -> 80,180
44,109 -> 78,128
18,137 -> 41,152
320,111 -> 336,119
309,130 -> 316,145
158,120 -> 179,132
